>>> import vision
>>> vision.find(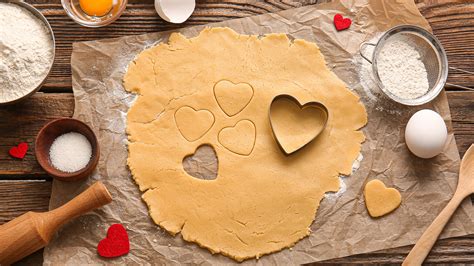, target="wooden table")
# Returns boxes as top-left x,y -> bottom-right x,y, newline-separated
2,0 -> 473,264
